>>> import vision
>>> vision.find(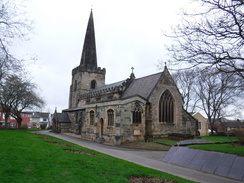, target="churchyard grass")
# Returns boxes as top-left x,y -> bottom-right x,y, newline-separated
189,143 -> 244,156
189,136 -> 244,156
0,130 -> 195,183
154,138 -> 178,146
154,136 -> 243,156
200,136 -> 238,143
